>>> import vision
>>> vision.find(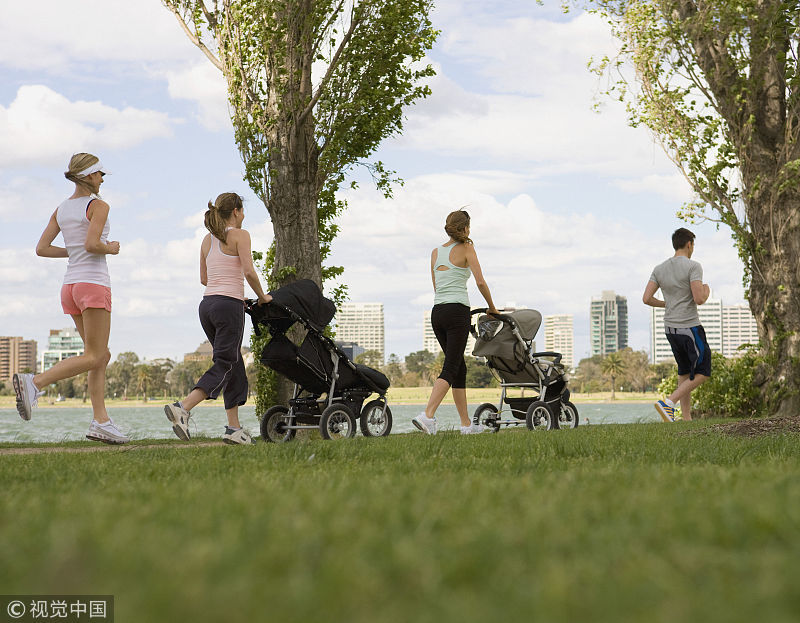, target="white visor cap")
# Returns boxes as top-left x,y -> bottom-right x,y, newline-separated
75,160 -> 111,177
